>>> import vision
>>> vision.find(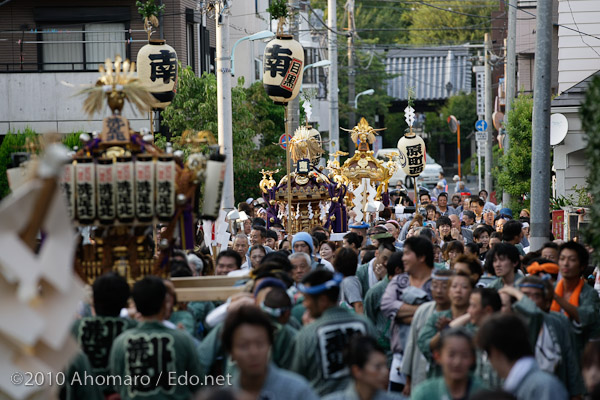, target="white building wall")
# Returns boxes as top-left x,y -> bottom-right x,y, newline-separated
228,0 -> 270,88
0,72 -> 150,134
551,107 -> 588,198
558,0 -> 600,93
